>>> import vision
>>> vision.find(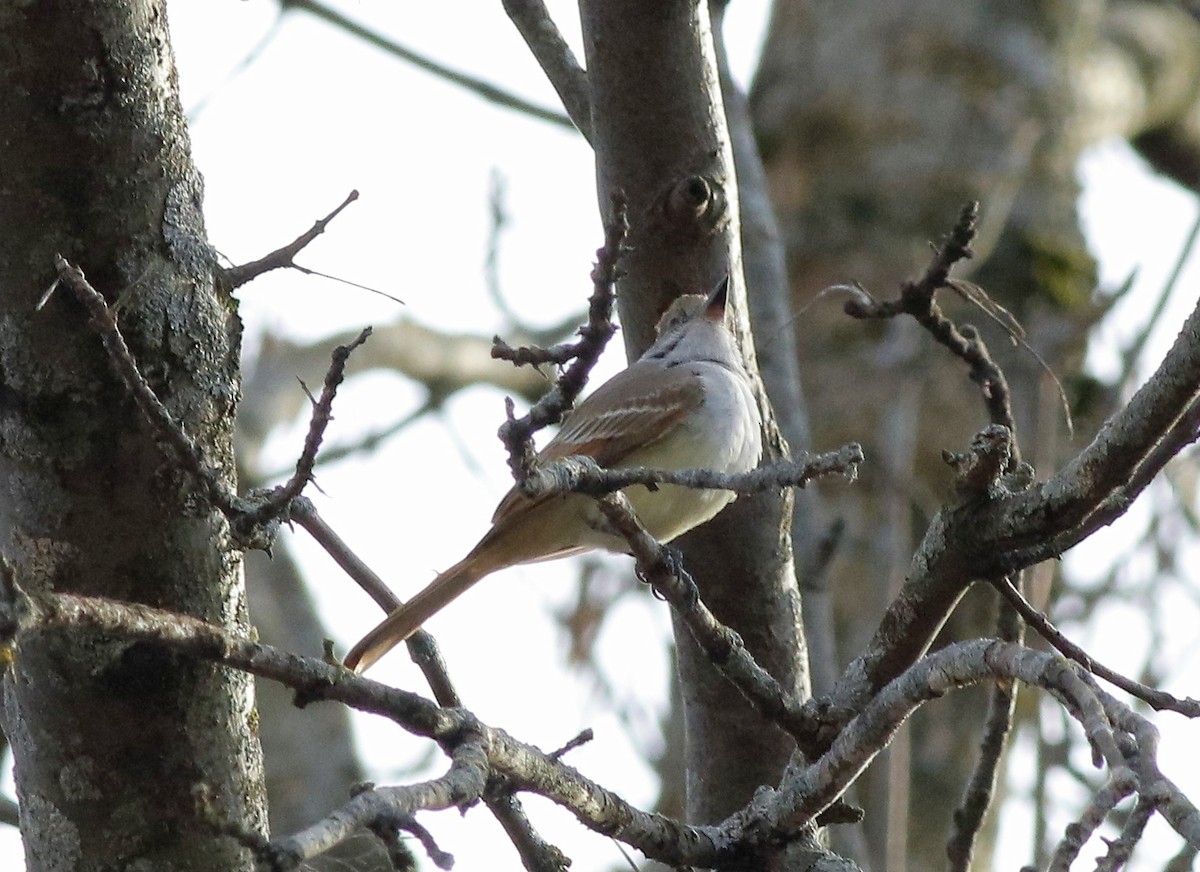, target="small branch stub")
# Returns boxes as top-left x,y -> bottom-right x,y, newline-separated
662,174 -> 728,240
